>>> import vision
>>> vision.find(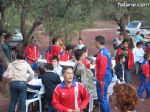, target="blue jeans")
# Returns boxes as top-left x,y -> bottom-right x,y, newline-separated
125,69 -> 131,84
9,81 -> 27,112
96,79 -> 111,112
